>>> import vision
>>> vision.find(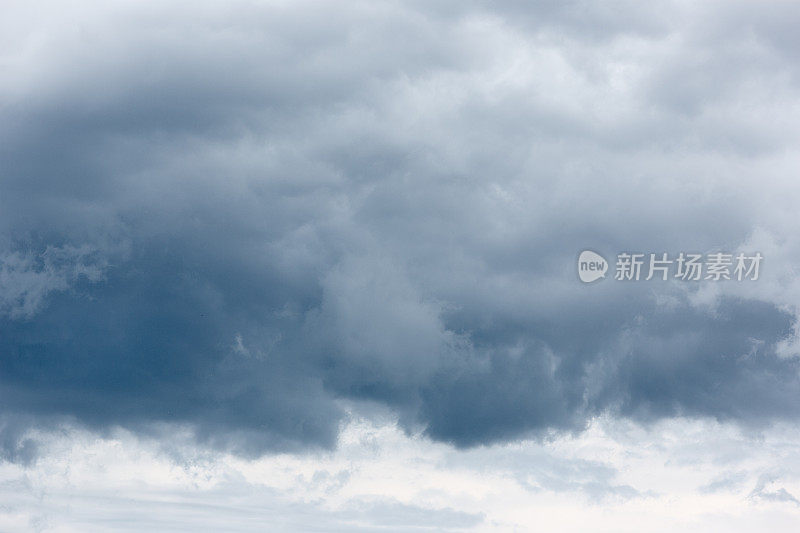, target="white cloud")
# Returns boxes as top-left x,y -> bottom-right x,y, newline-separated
3,411 -> 800,532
